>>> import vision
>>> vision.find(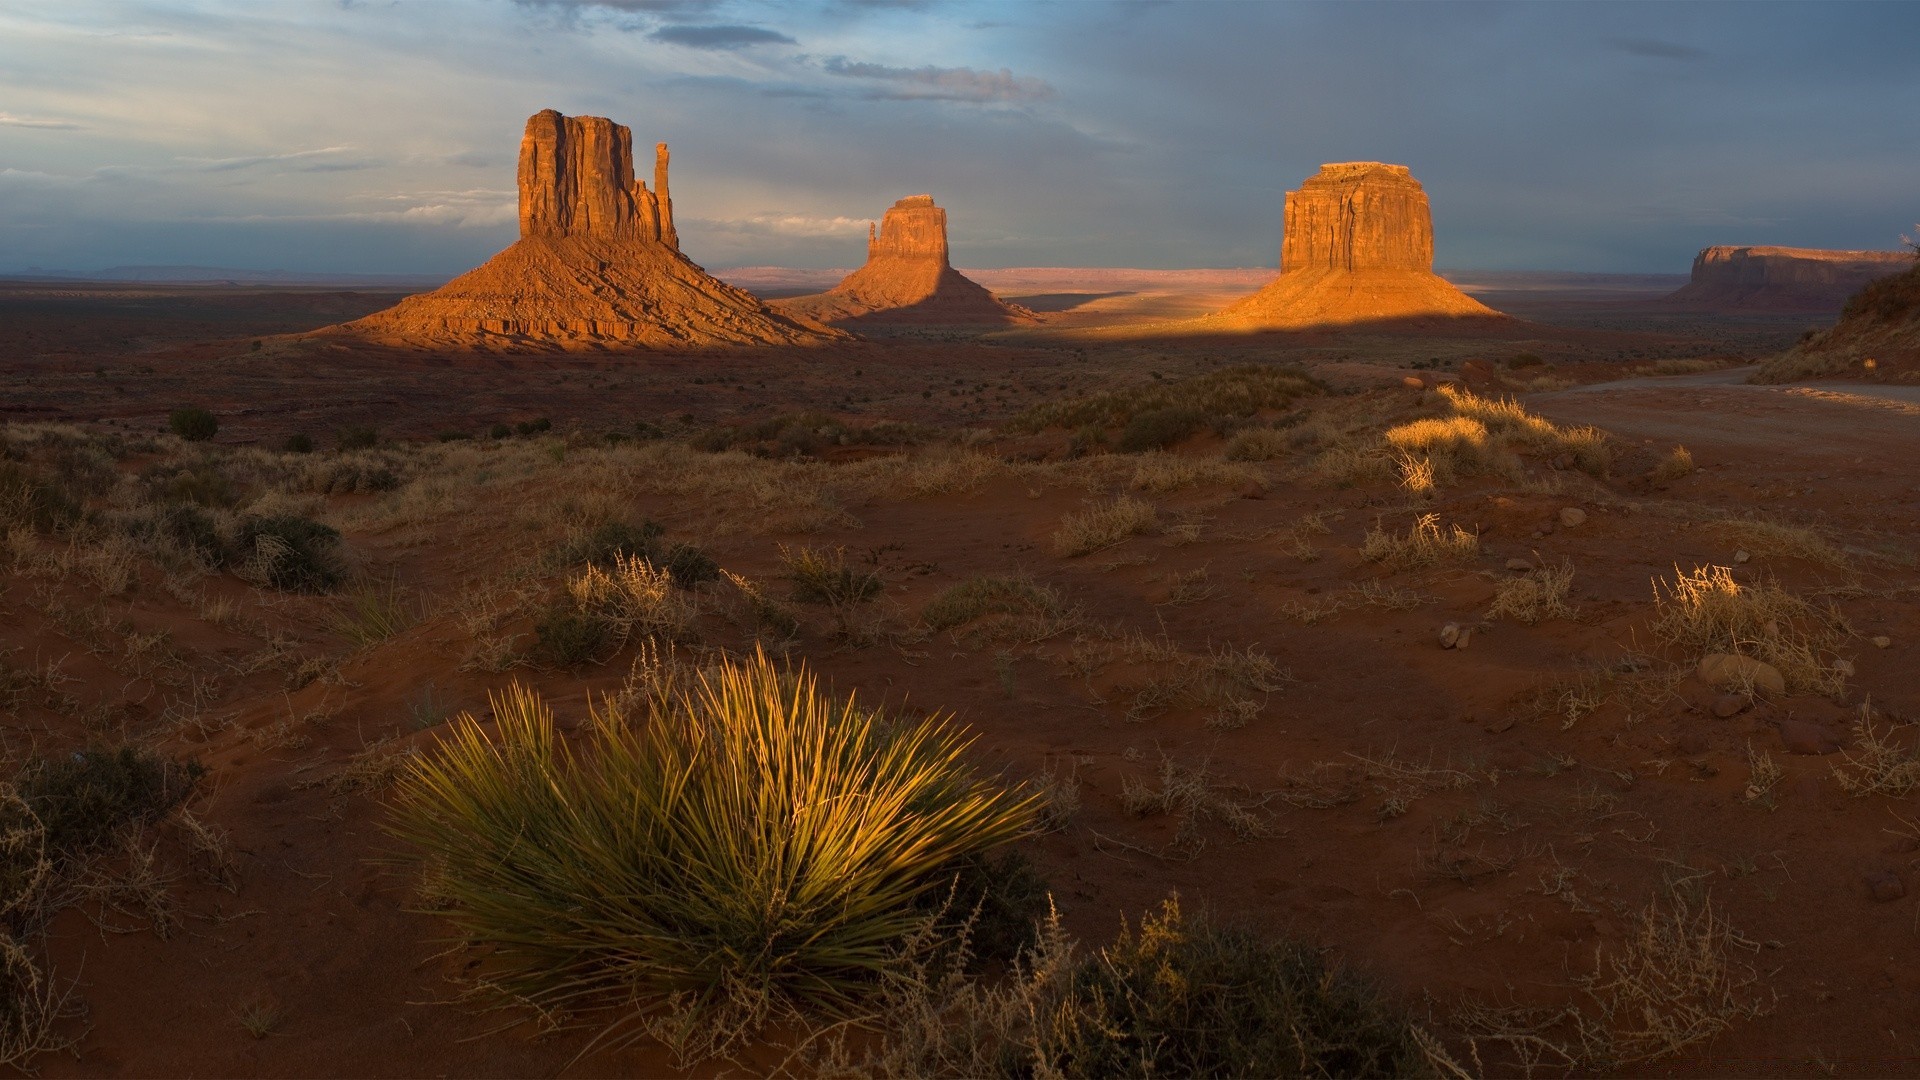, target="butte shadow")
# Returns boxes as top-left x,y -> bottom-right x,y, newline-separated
305,110 -> 842,353
772,195 -> 1035,330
